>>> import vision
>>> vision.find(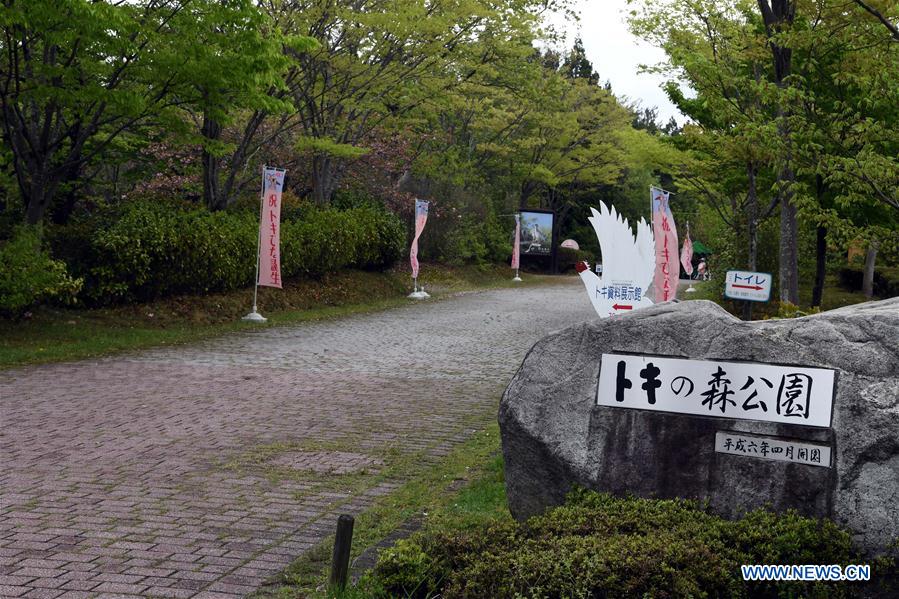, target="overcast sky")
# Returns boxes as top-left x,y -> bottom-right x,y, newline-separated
550,0 -> 685,124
